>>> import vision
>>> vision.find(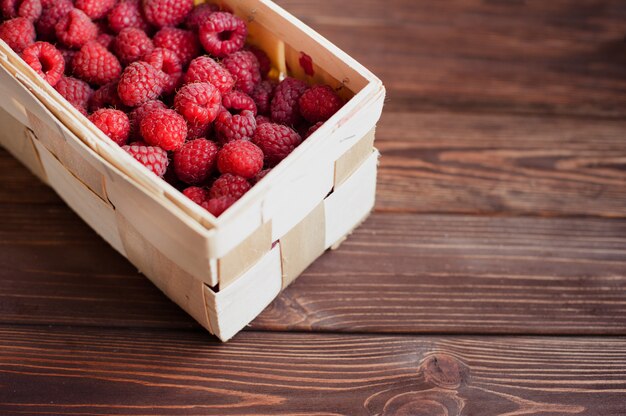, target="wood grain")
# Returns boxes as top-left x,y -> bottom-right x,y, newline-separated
0,325 -> 625,415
